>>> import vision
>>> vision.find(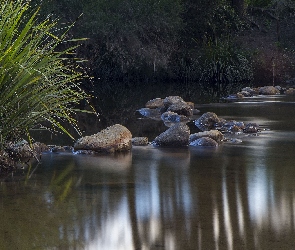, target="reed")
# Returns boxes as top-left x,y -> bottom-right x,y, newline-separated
0,0 -> 93,143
